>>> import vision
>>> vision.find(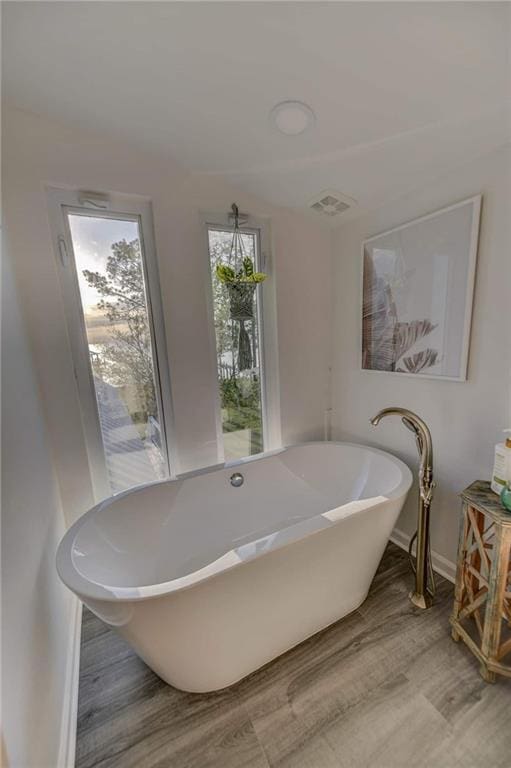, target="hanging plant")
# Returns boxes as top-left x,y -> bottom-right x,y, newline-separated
216,257 -> 267,320
215,204 -> 268,371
